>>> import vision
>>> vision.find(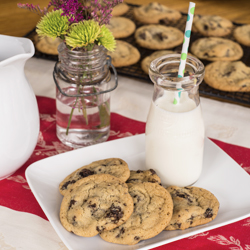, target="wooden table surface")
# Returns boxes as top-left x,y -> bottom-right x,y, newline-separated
1,0 -> 250,37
